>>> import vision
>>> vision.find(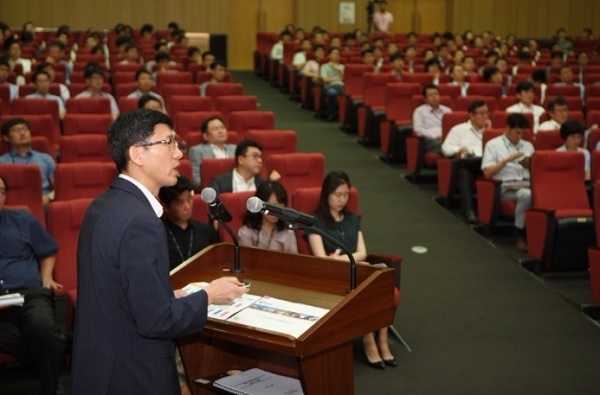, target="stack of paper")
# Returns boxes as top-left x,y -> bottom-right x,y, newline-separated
213,368 -> 303,395
0,293 -> 24,308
